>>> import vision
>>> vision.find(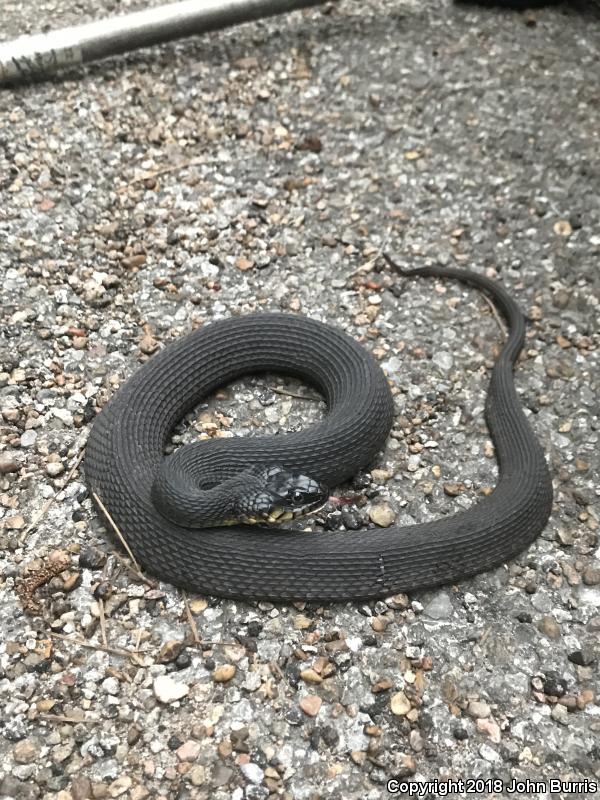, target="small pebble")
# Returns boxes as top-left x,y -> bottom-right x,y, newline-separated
370,469 -> 391,483
551,704 -> 570,725
109,775 -> 132,797
542,673 -> 568,697
71,776 -> 93,800
20,430 -> 37,447
390,691 -> 411,716
583,566 -> 600,586
553,219 -> 572,237
299,668 -> 323,684
432,351 -> 454,371
46,462 -> 65,477
424,591 -> 453,620
241,763 -> 264,785
176,740 -> 201,762
476,718 -> 501,743
153,675 -> 190,703
13,739 -> 38,764
139,335 -> 159,355
157,639 -> 185,663
568,648 -> 595,667
443,482 -> 465,497
189,766 -> 206,786
212,664 -> 236,682
537,616 -> 561,639
0,452 -> 20,473
368,503 -> 395,527
454,726 -> 468,741
299,695 -> 322,717
467,700 -> 491,719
